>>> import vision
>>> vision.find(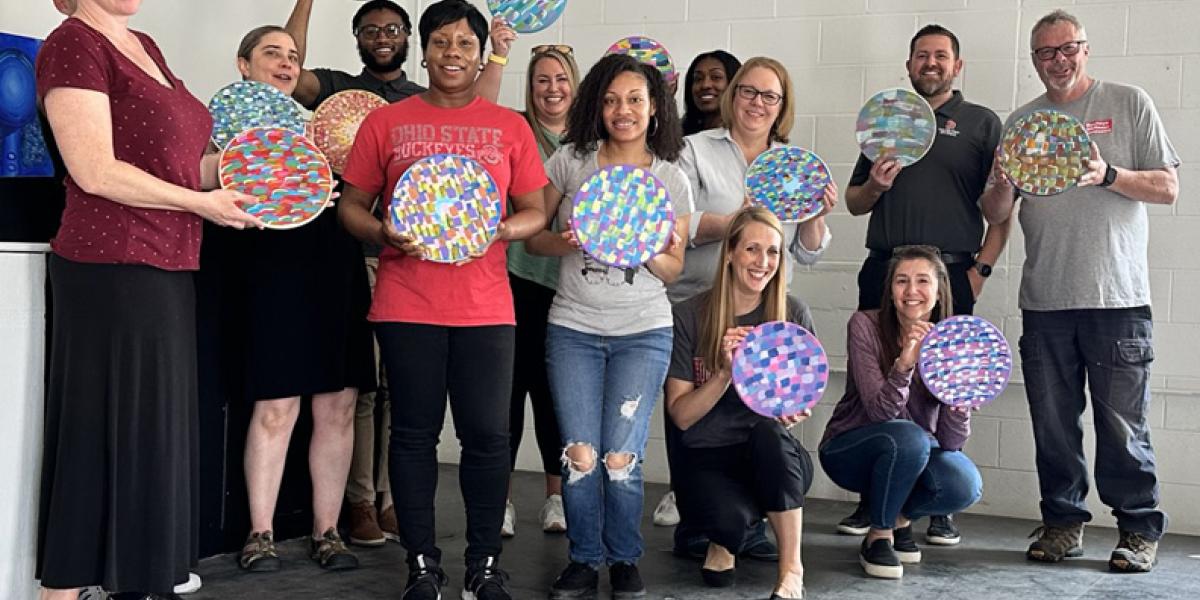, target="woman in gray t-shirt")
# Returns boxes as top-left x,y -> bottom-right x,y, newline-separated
526,54 -> 692,600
